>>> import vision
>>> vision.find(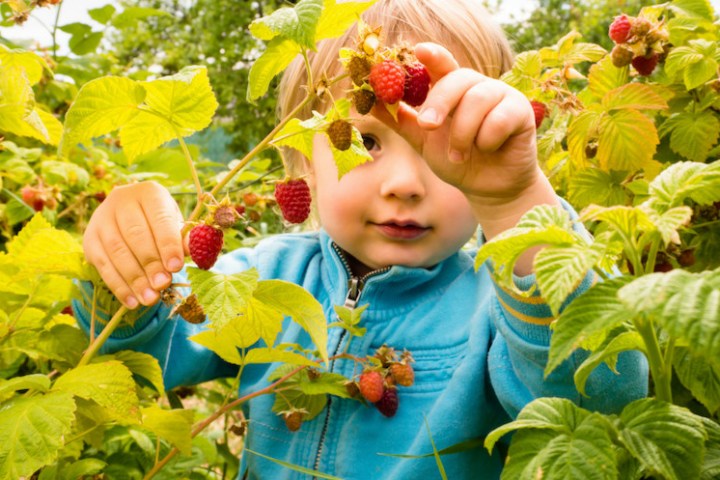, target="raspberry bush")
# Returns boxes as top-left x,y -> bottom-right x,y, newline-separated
1,0 -> 720,479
